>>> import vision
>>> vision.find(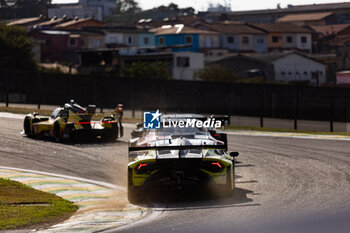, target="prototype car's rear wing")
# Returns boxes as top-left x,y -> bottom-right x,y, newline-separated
207,115 -> 230,126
